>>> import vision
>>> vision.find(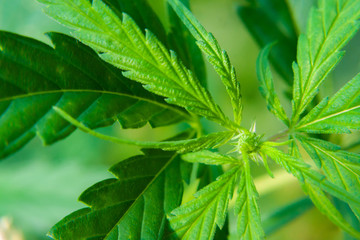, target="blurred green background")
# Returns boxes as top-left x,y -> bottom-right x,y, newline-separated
0,0 -> 359,239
